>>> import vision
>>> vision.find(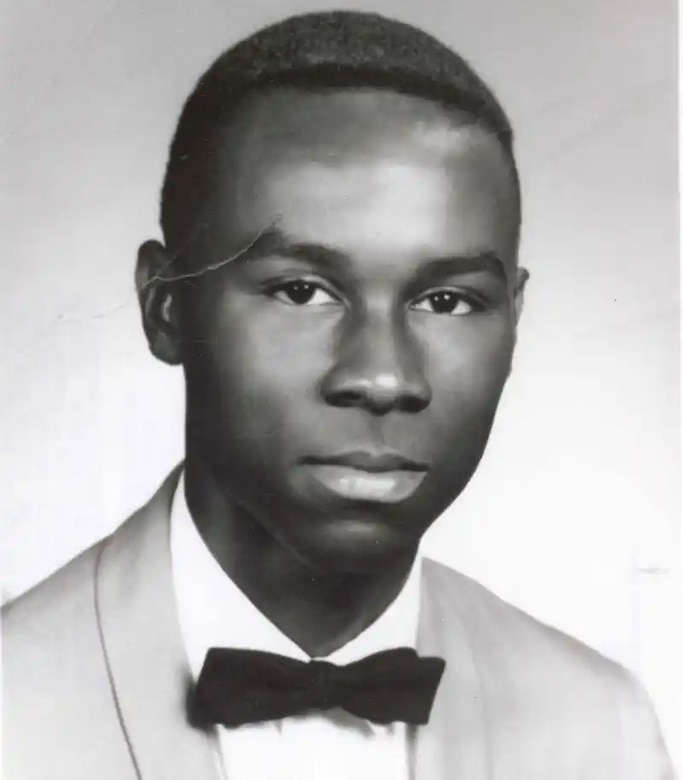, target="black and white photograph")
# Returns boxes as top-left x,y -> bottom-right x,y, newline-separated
1,1 -> 679,778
